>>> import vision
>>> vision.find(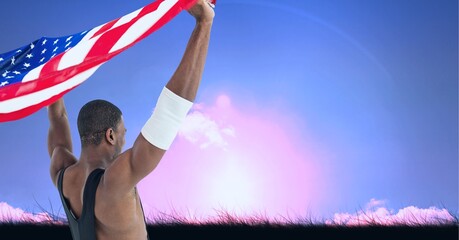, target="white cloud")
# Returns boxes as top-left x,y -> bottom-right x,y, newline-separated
326,199 -> 456,226
179,110 -> 235,150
